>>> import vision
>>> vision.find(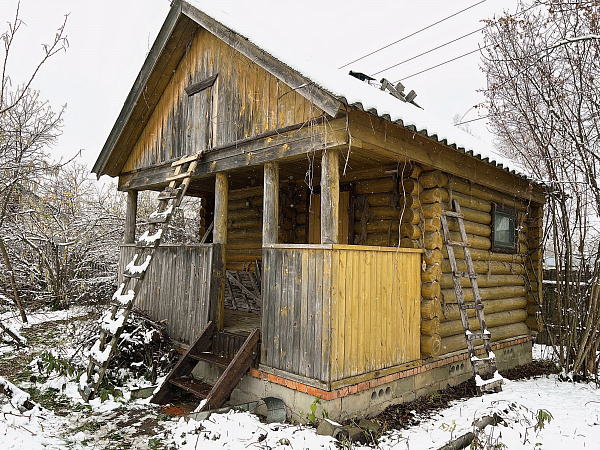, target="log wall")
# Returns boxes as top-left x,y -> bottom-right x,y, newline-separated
120,244 -> 214,345
123,27 -> 323,173
261,244 -> 421,387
